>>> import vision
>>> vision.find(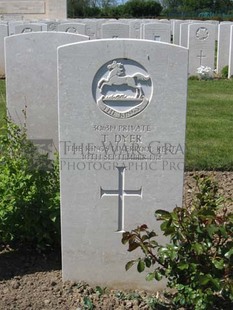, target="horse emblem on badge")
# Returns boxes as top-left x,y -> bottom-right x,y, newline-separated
93,59 -> 152,119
